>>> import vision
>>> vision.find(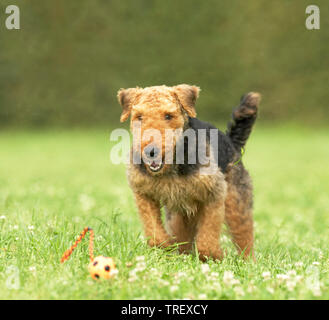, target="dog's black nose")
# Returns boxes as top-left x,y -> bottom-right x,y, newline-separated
144,145 -> 160,159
